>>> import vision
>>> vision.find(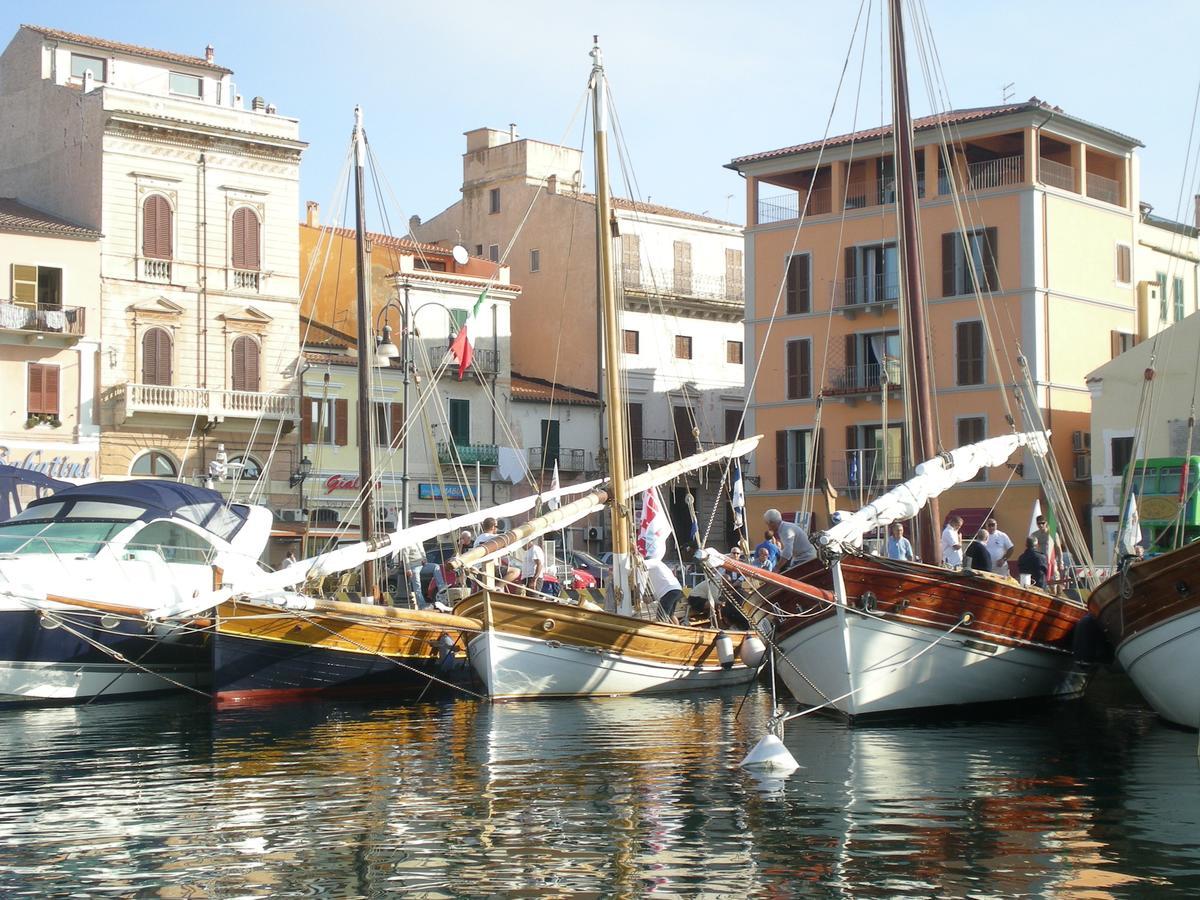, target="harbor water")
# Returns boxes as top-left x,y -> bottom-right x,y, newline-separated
1,674 -> 1198,896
